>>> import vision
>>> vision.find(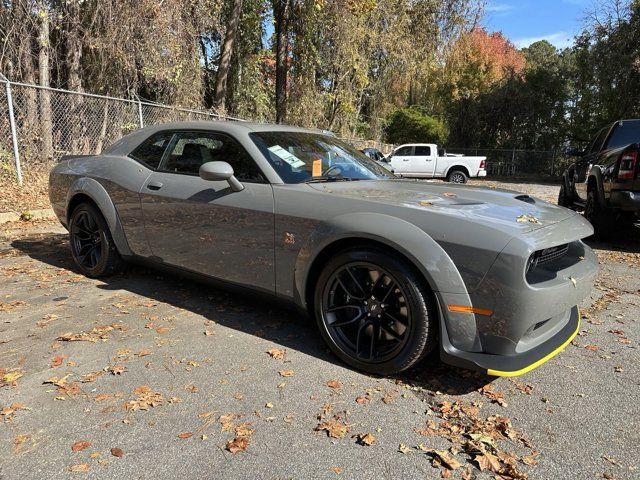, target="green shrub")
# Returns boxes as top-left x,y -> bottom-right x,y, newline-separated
384,106 -> 448,145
